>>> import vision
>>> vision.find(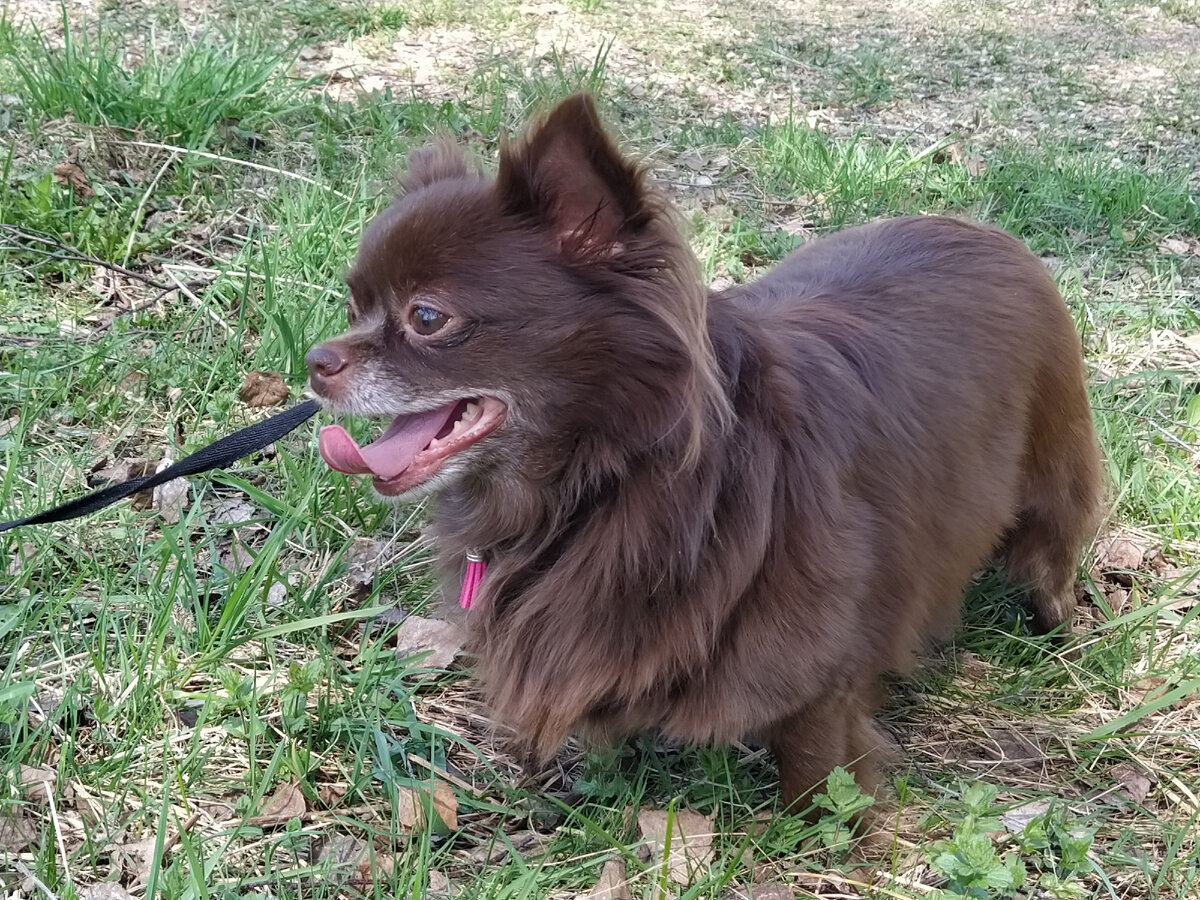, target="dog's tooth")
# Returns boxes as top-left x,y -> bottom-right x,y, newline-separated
447,403 -> 476,439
